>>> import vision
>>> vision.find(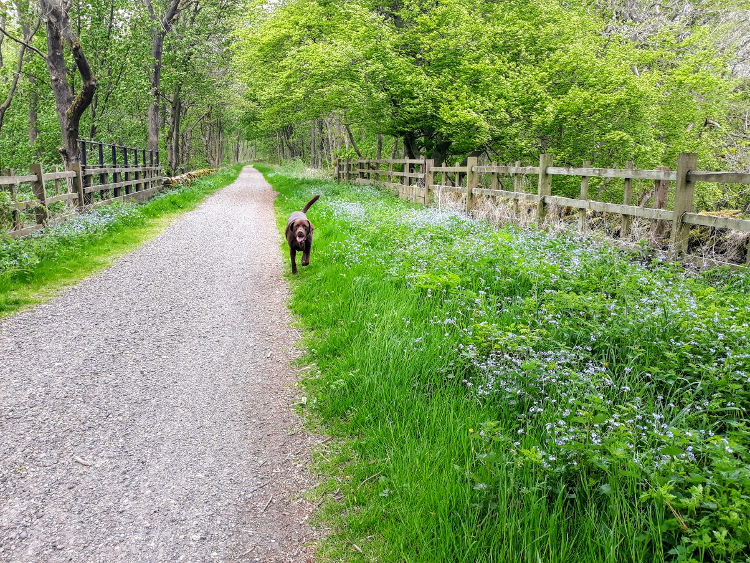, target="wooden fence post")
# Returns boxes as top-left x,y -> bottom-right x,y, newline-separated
653,165 -> 670,239
671,152 -> 698,255
537,154 -> 554,225
54,165 -> 61,195
513,160 -> 521,219
70,163 -> 85,210
423,159 -> 434,207
29,163 -> 48,225
344,158 -> 350,182
621,160 -> 634,238
579,161 -> 590,233
334,158 -> 340,181
7,169 -> 21,231
465,156 -> 478,213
